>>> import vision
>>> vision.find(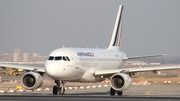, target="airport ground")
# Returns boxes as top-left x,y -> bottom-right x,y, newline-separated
0,65 -> 180,100
0,84 -> 179,101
